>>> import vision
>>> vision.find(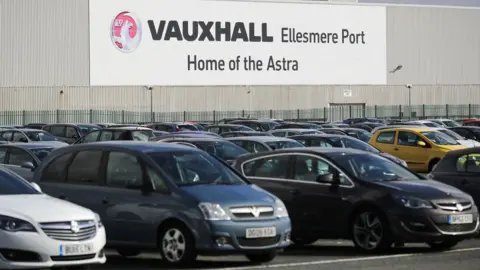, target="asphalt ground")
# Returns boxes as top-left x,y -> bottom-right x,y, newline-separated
90,239 -> 480,270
